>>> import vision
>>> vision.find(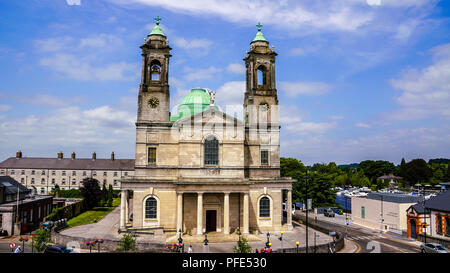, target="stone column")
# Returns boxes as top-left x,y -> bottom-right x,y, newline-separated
243,192 -> 249,234
120,190 -> 126,230
125,190 -> 129,225
197,192 -> 203,235
287,189 -> 293,230
224,192 -> 230,235
177,192 -> 183,235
